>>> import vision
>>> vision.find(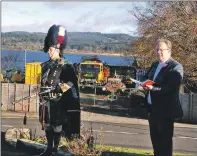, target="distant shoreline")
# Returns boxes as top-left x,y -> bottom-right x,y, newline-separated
64,50 -> 124,57
3,49 -> 125,57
